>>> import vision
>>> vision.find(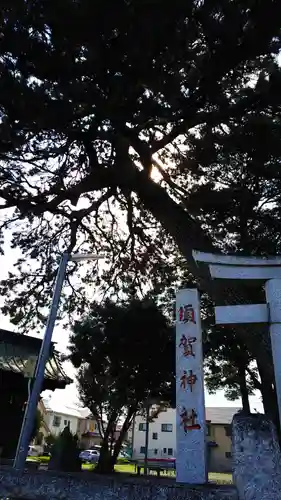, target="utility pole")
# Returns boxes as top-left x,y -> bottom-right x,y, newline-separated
131,414 -> 136,458
13,252 -> 105,471
144,403 -> 150,475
